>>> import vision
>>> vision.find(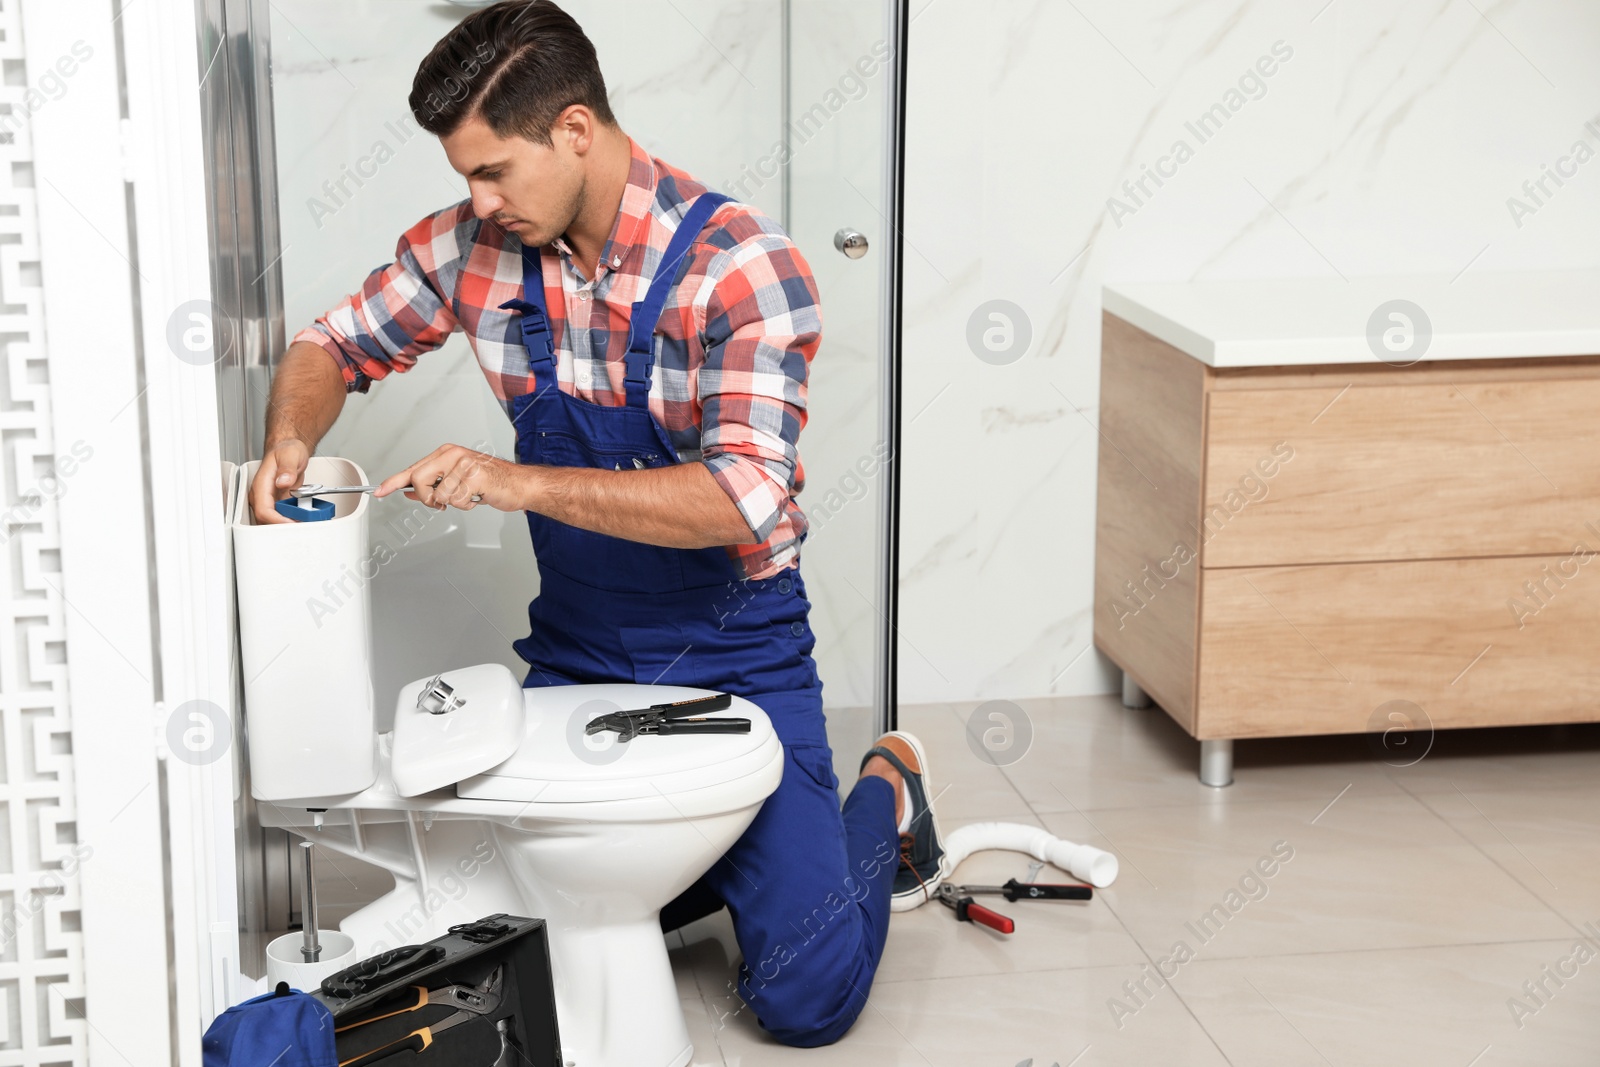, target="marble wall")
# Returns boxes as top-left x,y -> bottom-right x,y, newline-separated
896,0 -> 1600,705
